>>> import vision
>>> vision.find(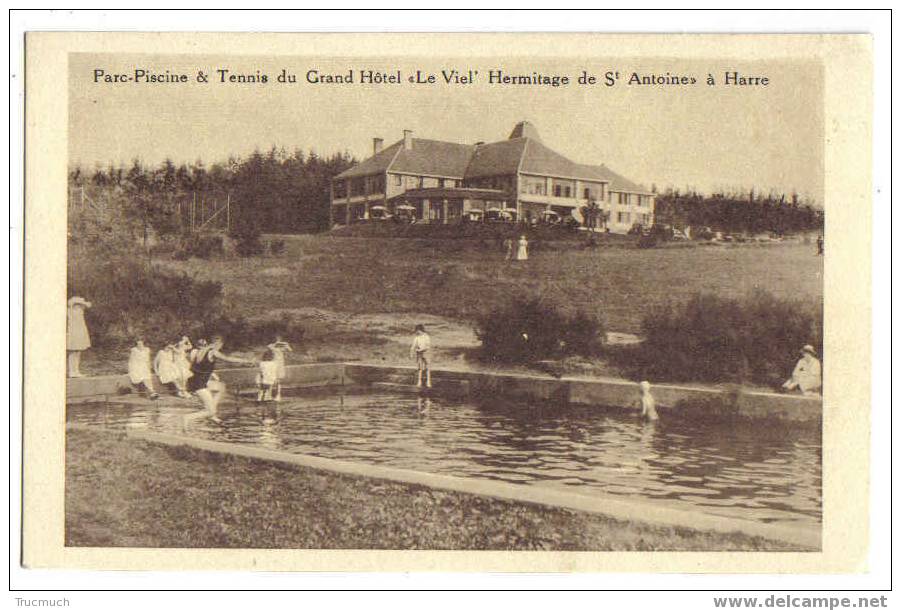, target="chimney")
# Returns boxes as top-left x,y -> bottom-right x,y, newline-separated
373,137 -> 384,155
403,129 -> 413,150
